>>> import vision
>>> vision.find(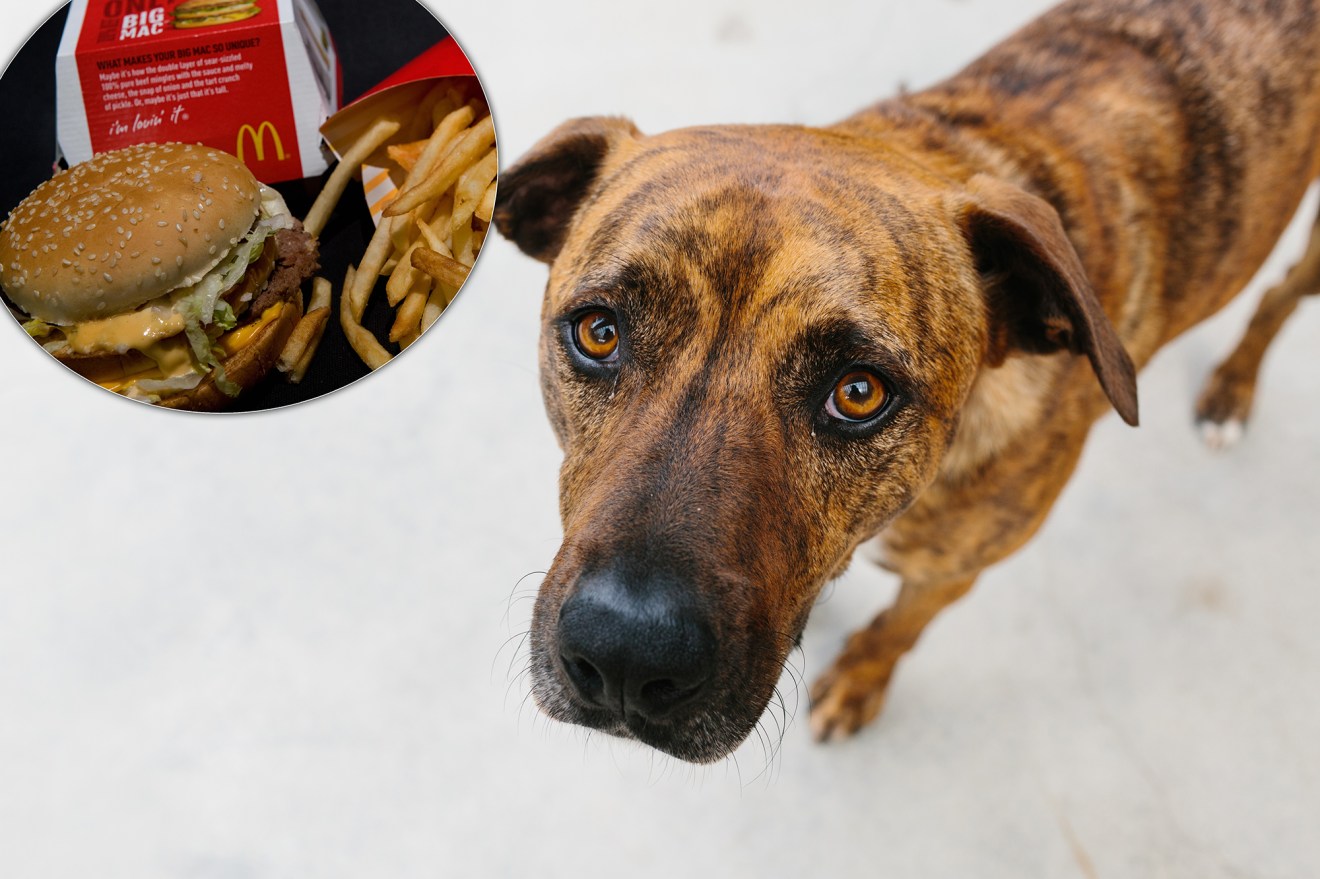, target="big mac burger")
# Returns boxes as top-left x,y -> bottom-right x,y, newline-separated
1,142 -> 317,409
172,0 -> 262,29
